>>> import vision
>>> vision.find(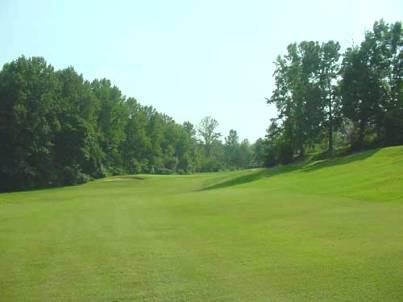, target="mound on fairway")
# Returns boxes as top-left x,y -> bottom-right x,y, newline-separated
1,146 -> 403,301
